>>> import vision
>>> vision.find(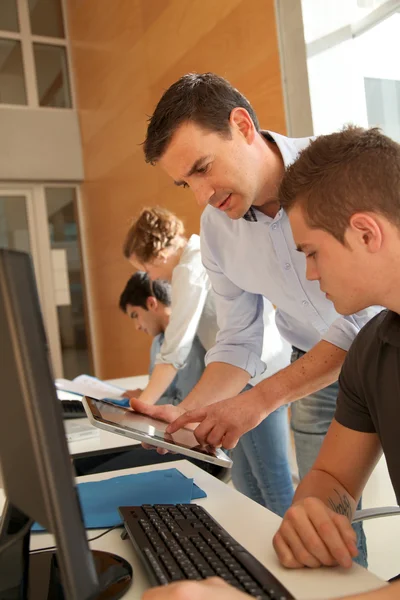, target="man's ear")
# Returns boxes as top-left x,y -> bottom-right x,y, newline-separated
230,107 -> 256,144
348,212 -> 383,253
146,296 -> 158,311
